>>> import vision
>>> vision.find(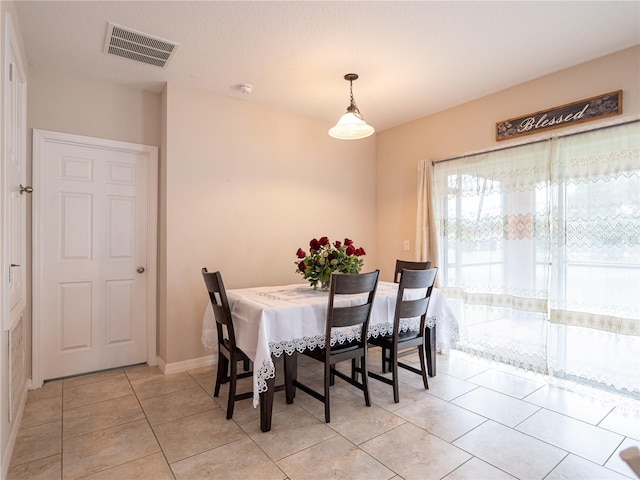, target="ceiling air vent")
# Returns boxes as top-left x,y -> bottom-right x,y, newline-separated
103,23 -> 179,68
